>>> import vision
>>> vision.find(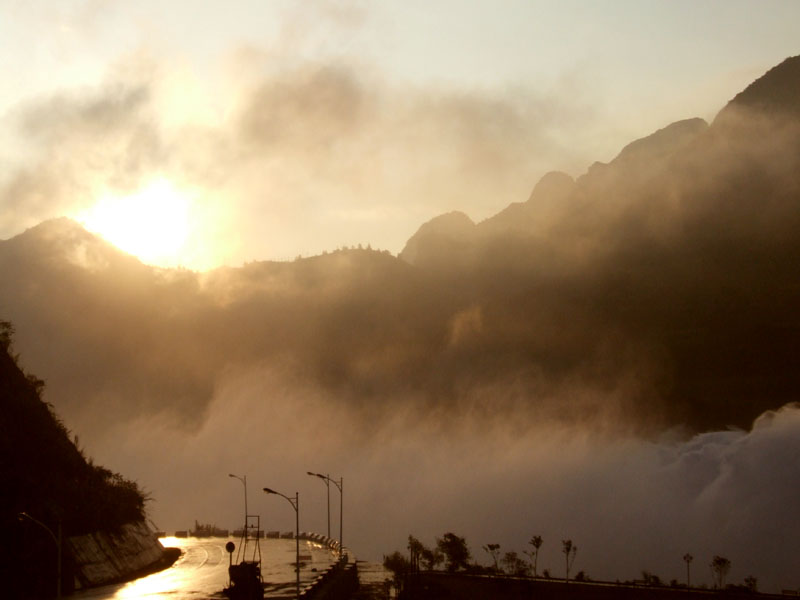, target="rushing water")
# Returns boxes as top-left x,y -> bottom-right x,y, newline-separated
72,536 -> 339,599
